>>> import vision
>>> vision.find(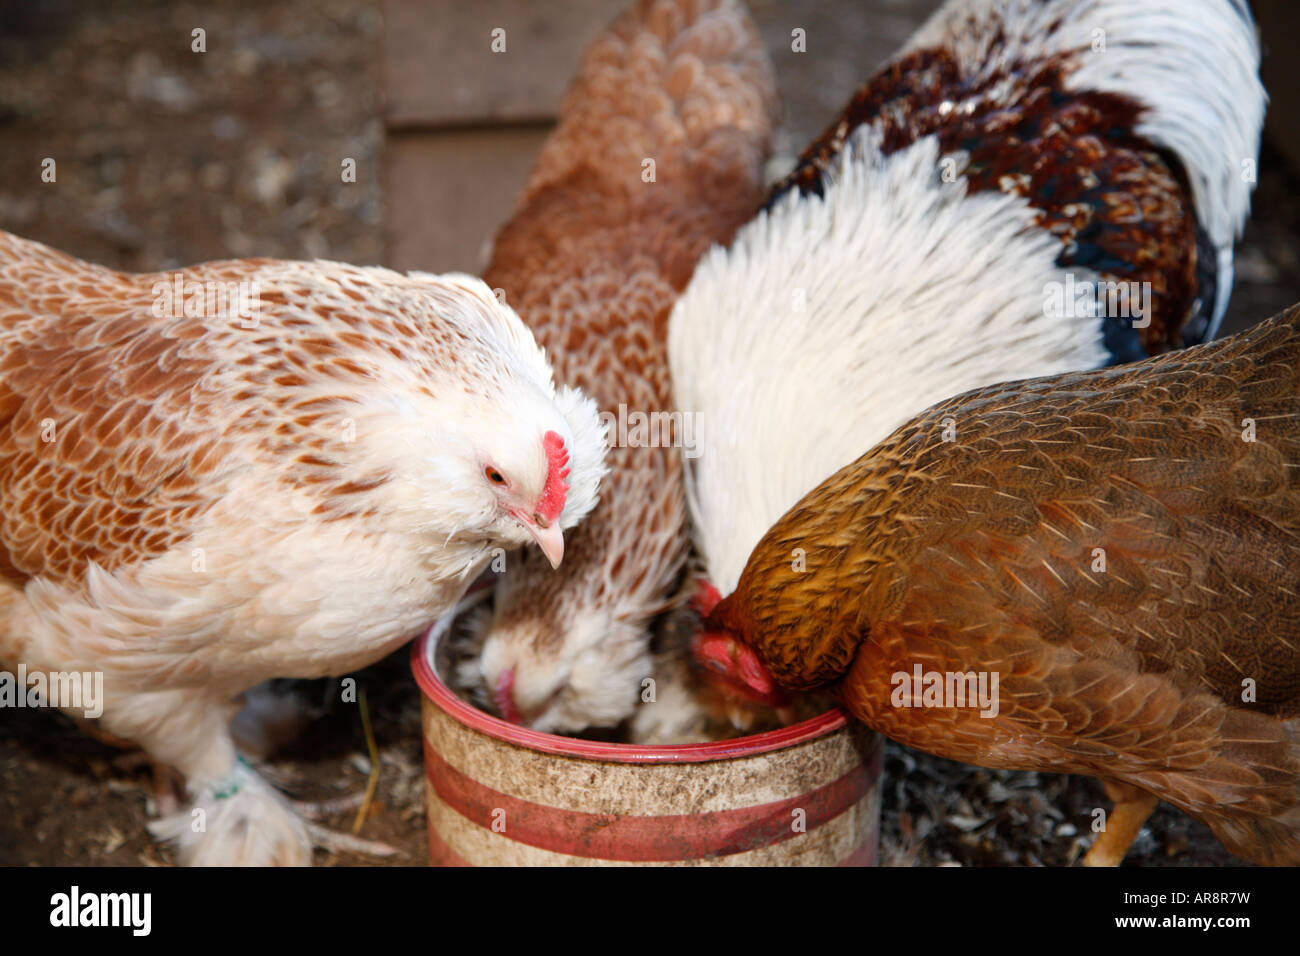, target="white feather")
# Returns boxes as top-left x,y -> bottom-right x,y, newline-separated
672,129 -> 1109,594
